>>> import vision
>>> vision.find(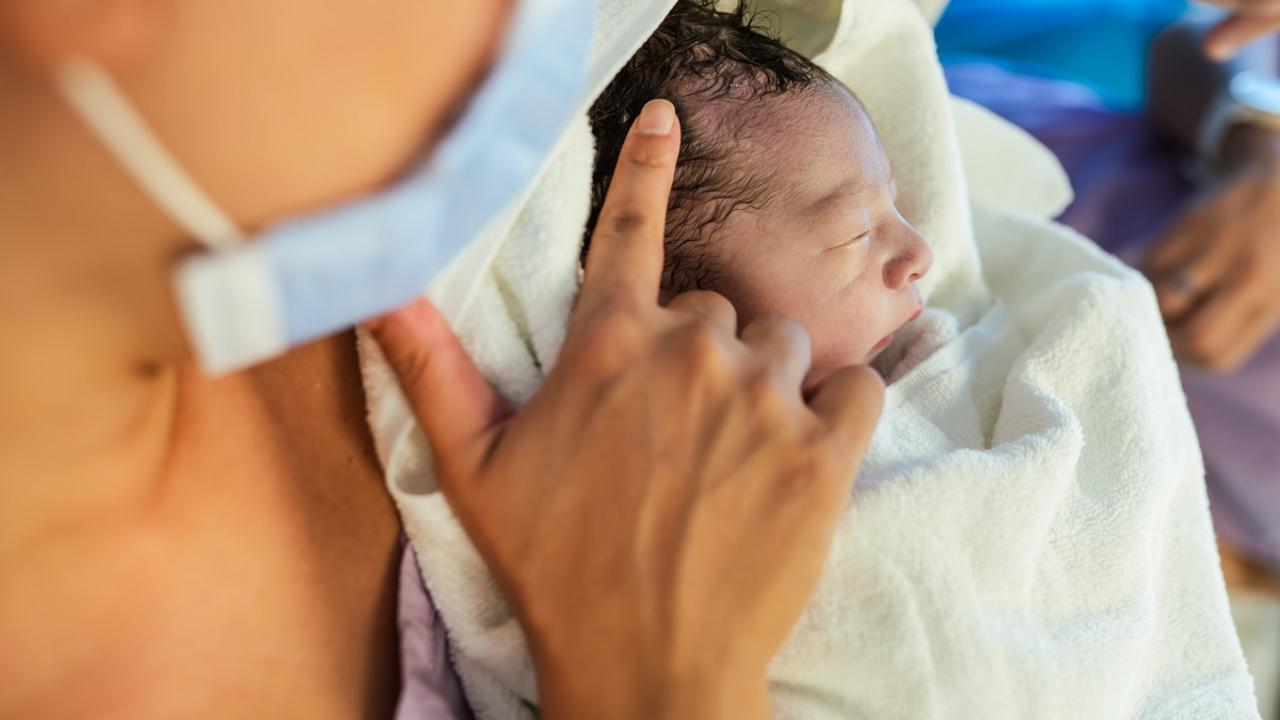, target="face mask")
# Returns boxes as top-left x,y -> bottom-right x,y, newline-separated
55,0 -> 595,374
